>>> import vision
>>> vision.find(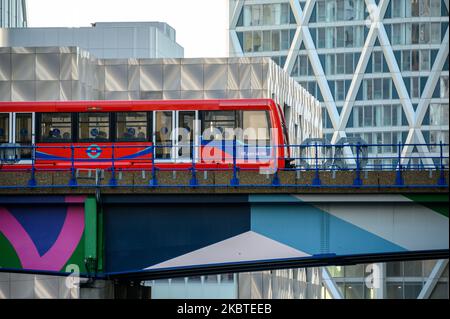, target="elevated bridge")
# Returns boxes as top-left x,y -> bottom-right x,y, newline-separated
0,143 -> 448,281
